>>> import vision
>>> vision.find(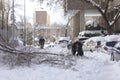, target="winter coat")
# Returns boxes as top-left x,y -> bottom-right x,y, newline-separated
39,38 -> 45,45
71,40 -> 84,56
